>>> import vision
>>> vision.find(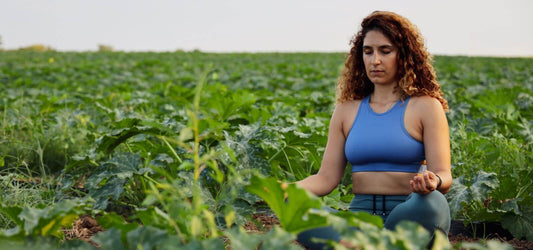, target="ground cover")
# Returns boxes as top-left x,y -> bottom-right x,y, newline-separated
0,51 -> 531,249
